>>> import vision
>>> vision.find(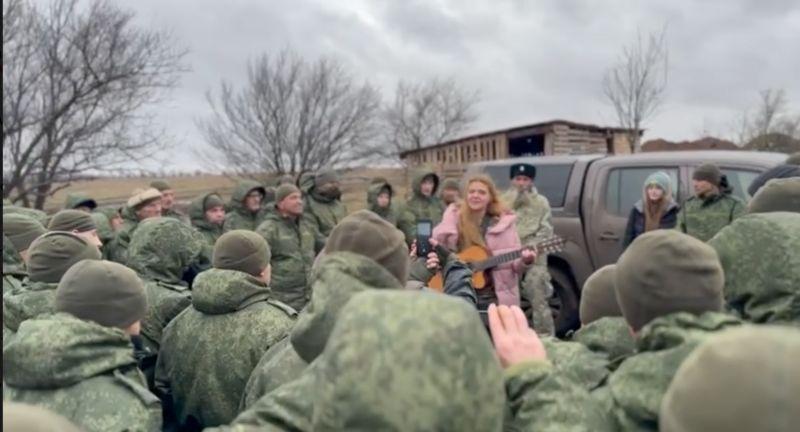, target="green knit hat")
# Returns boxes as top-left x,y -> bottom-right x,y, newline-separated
326,210 -> 410,284
149,179 -> 172,192
55,260 -> 147,328
692,163 -> 722,186
748,177 -> 800,214
213,230 -> 271,276
579,264 -> 621,325
27,232 -> 102,283
615,230 -> 724,332
203,193 -> 225,211
441,178 -> 461,191
3,213 -> 46,253
275,184 -> 301,205
47,209 -> 97,233
660,326 -> 800,432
